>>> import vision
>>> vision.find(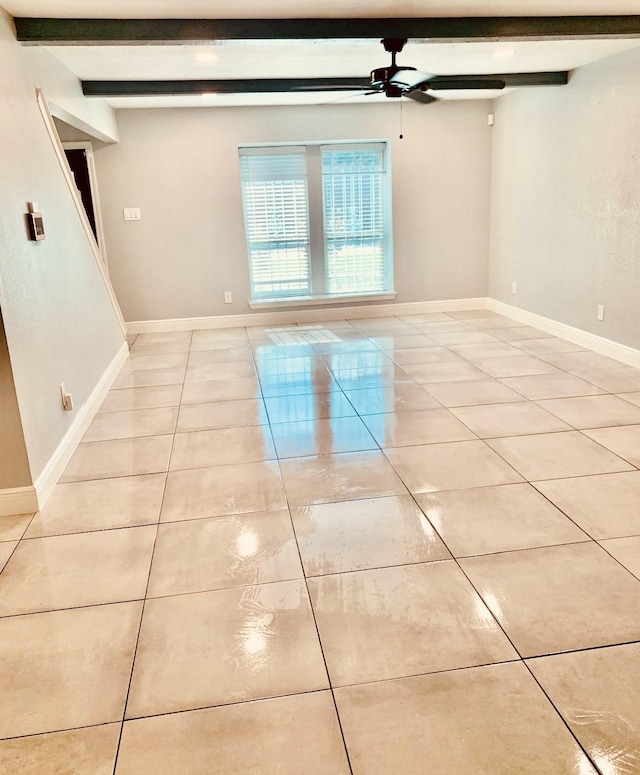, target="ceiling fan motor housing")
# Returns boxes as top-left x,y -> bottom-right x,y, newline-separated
370,64 -> 417,88
370,64 -> 396,87
371,38 -> 416,94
